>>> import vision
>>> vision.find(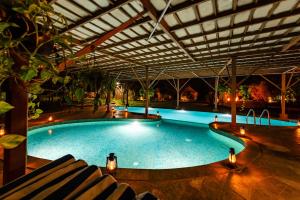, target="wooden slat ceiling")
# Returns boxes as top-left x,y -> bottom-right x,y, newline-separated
51,0 -> 300,80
